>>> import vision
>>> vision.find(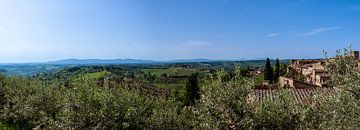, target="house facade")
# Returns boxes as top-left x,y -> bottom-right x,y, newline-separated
280,51 -> 359,88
